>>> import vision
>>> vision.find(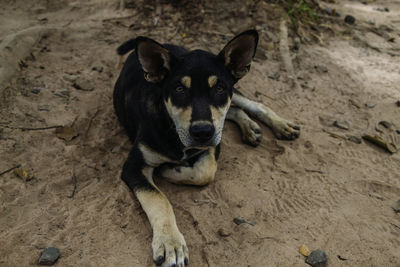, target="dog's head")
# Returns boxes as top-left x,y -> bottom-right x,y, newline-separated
134,30 -> 258,148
